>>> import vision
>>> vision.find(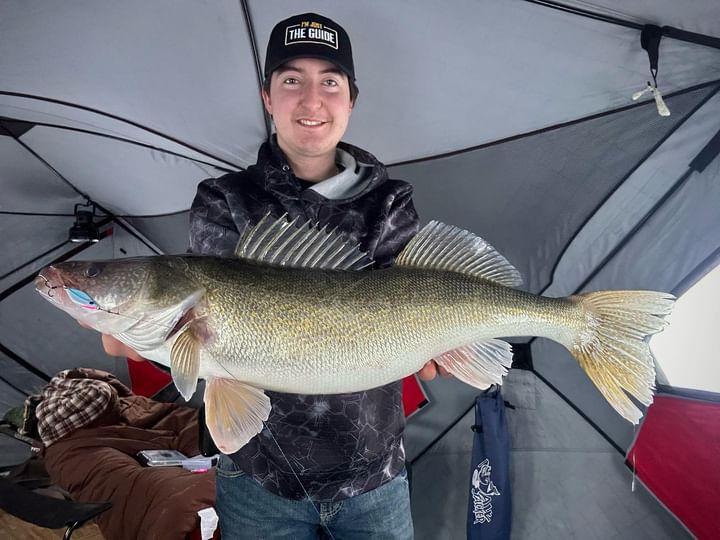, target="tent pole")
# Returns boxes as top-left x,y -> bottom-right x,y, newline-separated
239,0 -> 272,140
524,1 -> 720,51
